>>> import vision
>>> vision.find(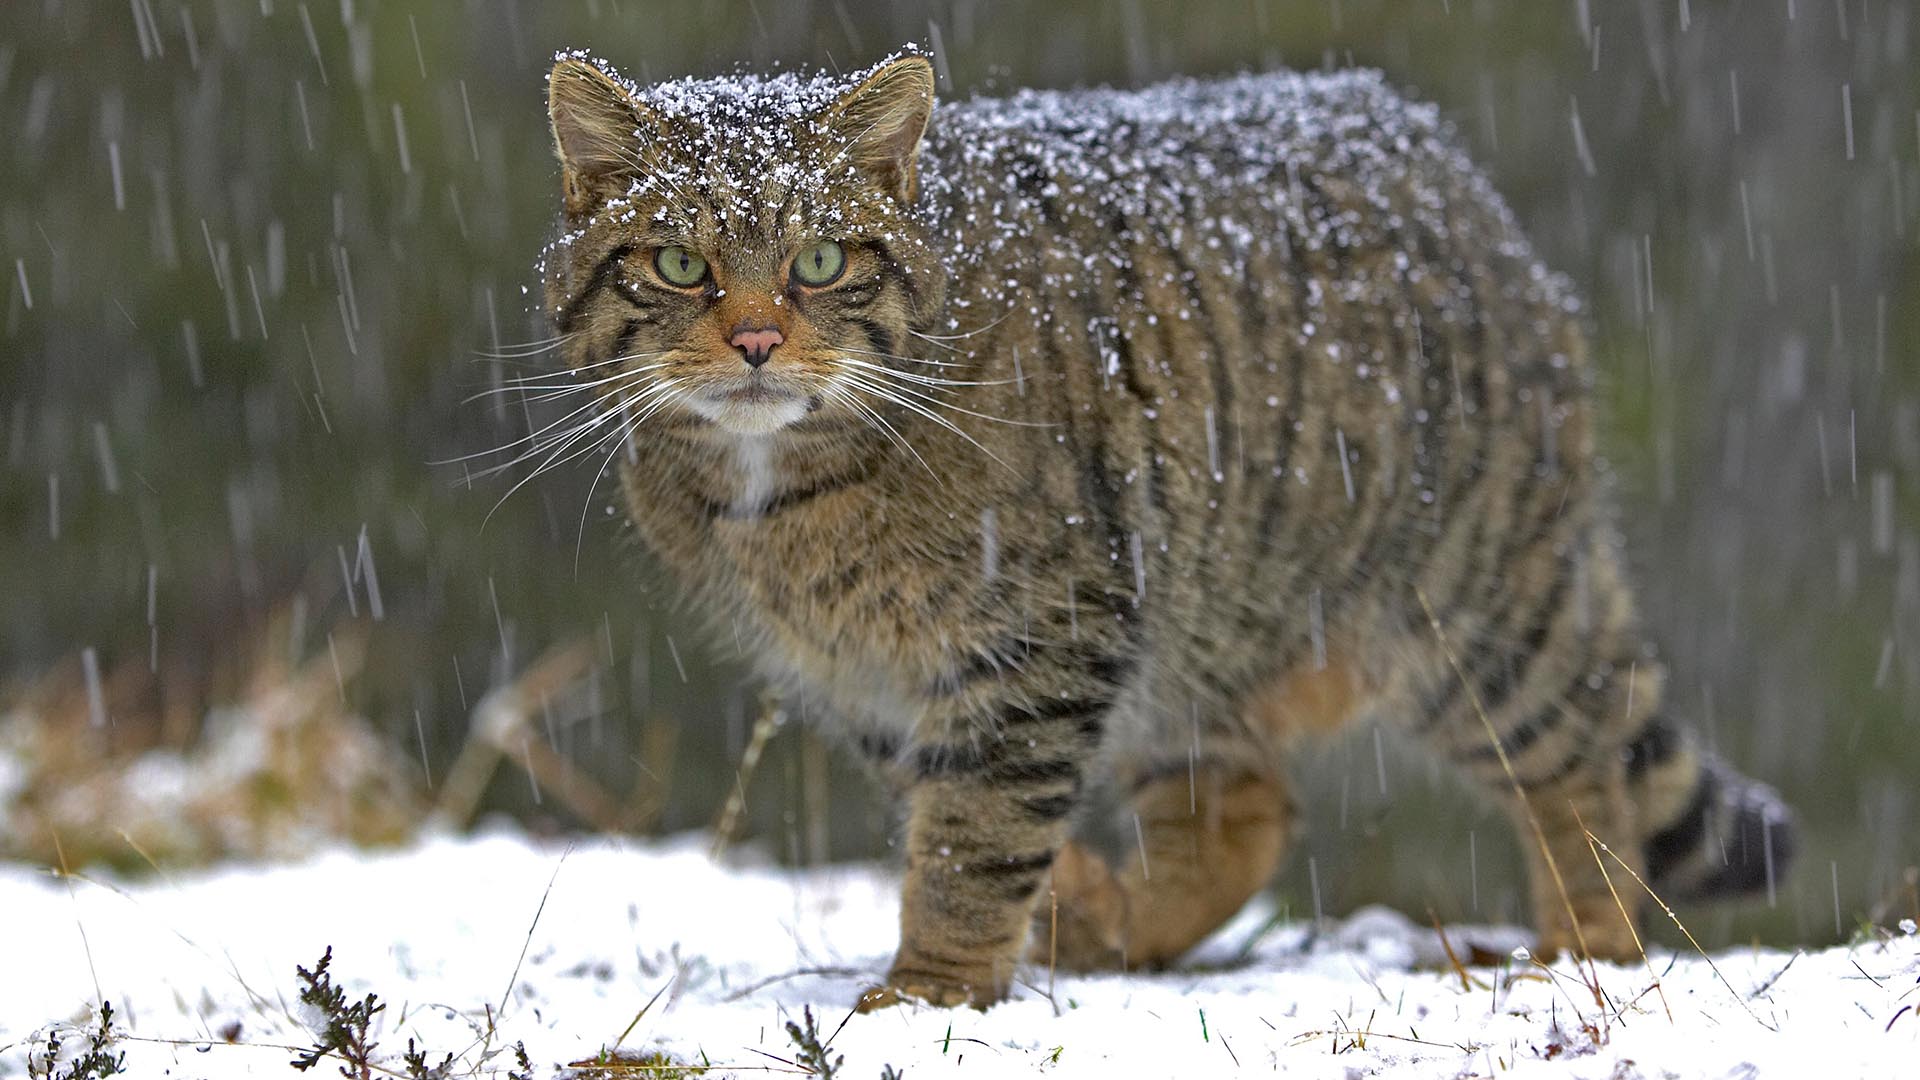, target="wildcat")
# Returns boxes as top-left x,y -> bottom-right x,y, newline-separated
537,47 -> 1795,1010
